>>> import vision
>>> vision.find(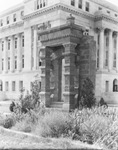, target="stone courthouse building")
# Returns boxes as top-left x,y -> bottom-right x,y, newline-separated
0,0 -> 118,110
